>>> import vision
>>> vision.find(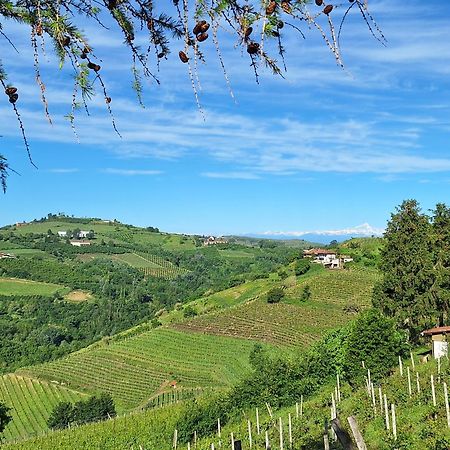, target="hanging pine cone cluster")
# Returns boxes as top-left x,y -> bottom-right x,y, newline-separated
87,62 -> 101,72
247,42 -> 260,55
193,20 -> 209,42
5,86 -> 18,104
